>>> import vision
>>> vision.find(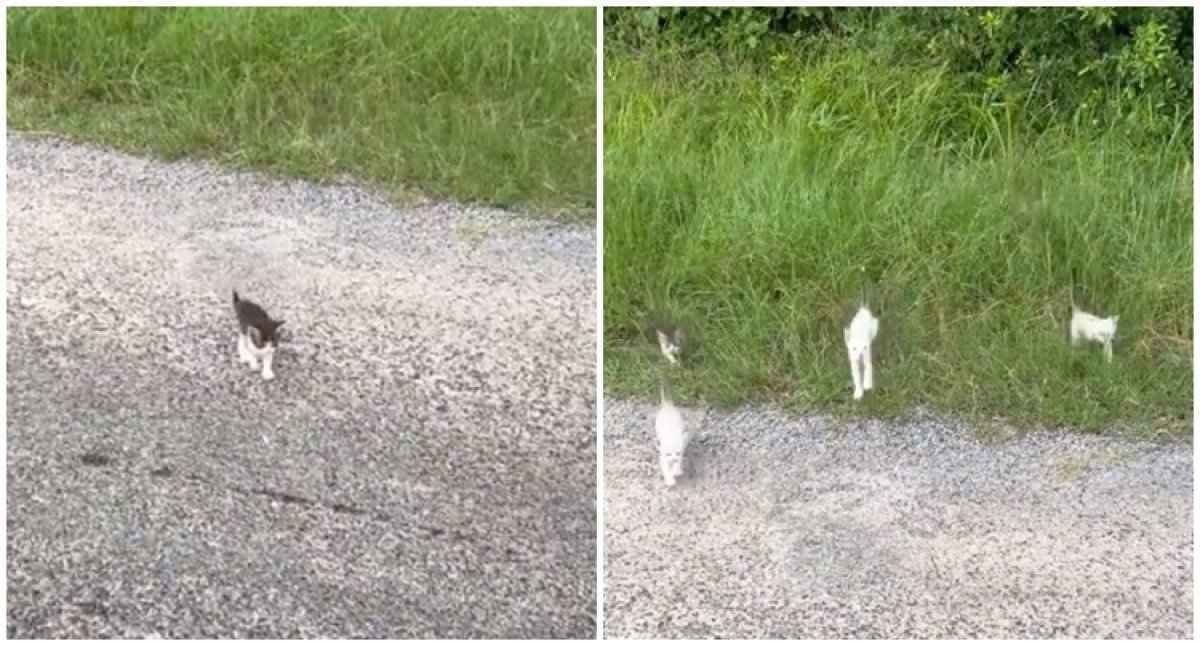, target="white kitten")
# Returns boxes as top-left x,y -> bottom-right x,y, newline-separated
655,382 -> 689,486
1070,309 -> 1118,362
1068,270 -> 1118,363
656,328 -> 684,365
844,305 -> 879,401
